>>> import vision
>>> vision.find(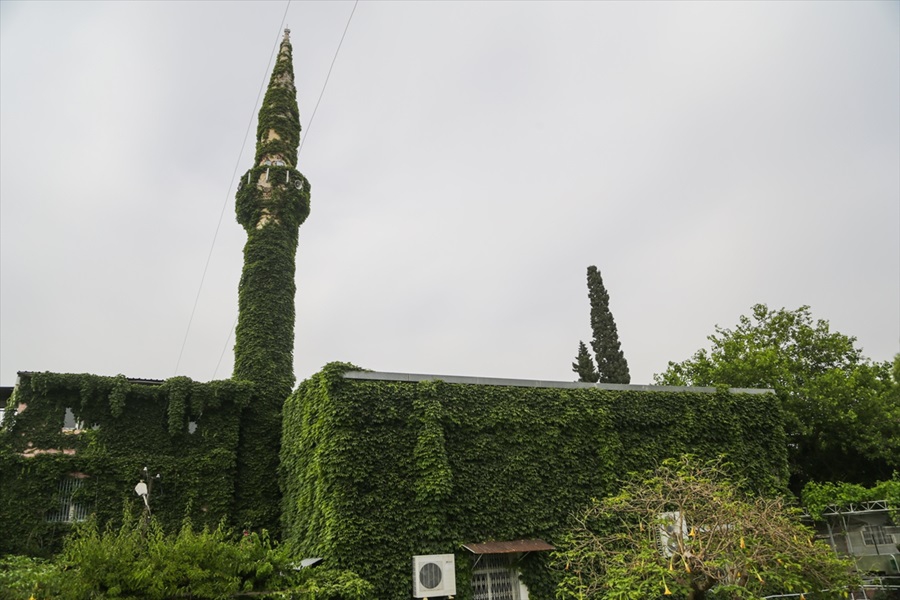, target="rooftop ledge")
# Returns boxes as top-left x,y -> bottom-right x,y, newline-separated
342,371 -> 773,395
